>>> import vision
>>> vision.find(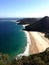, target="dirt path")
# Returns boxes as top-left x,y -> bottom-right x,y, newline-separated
29,32 -> 49,55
